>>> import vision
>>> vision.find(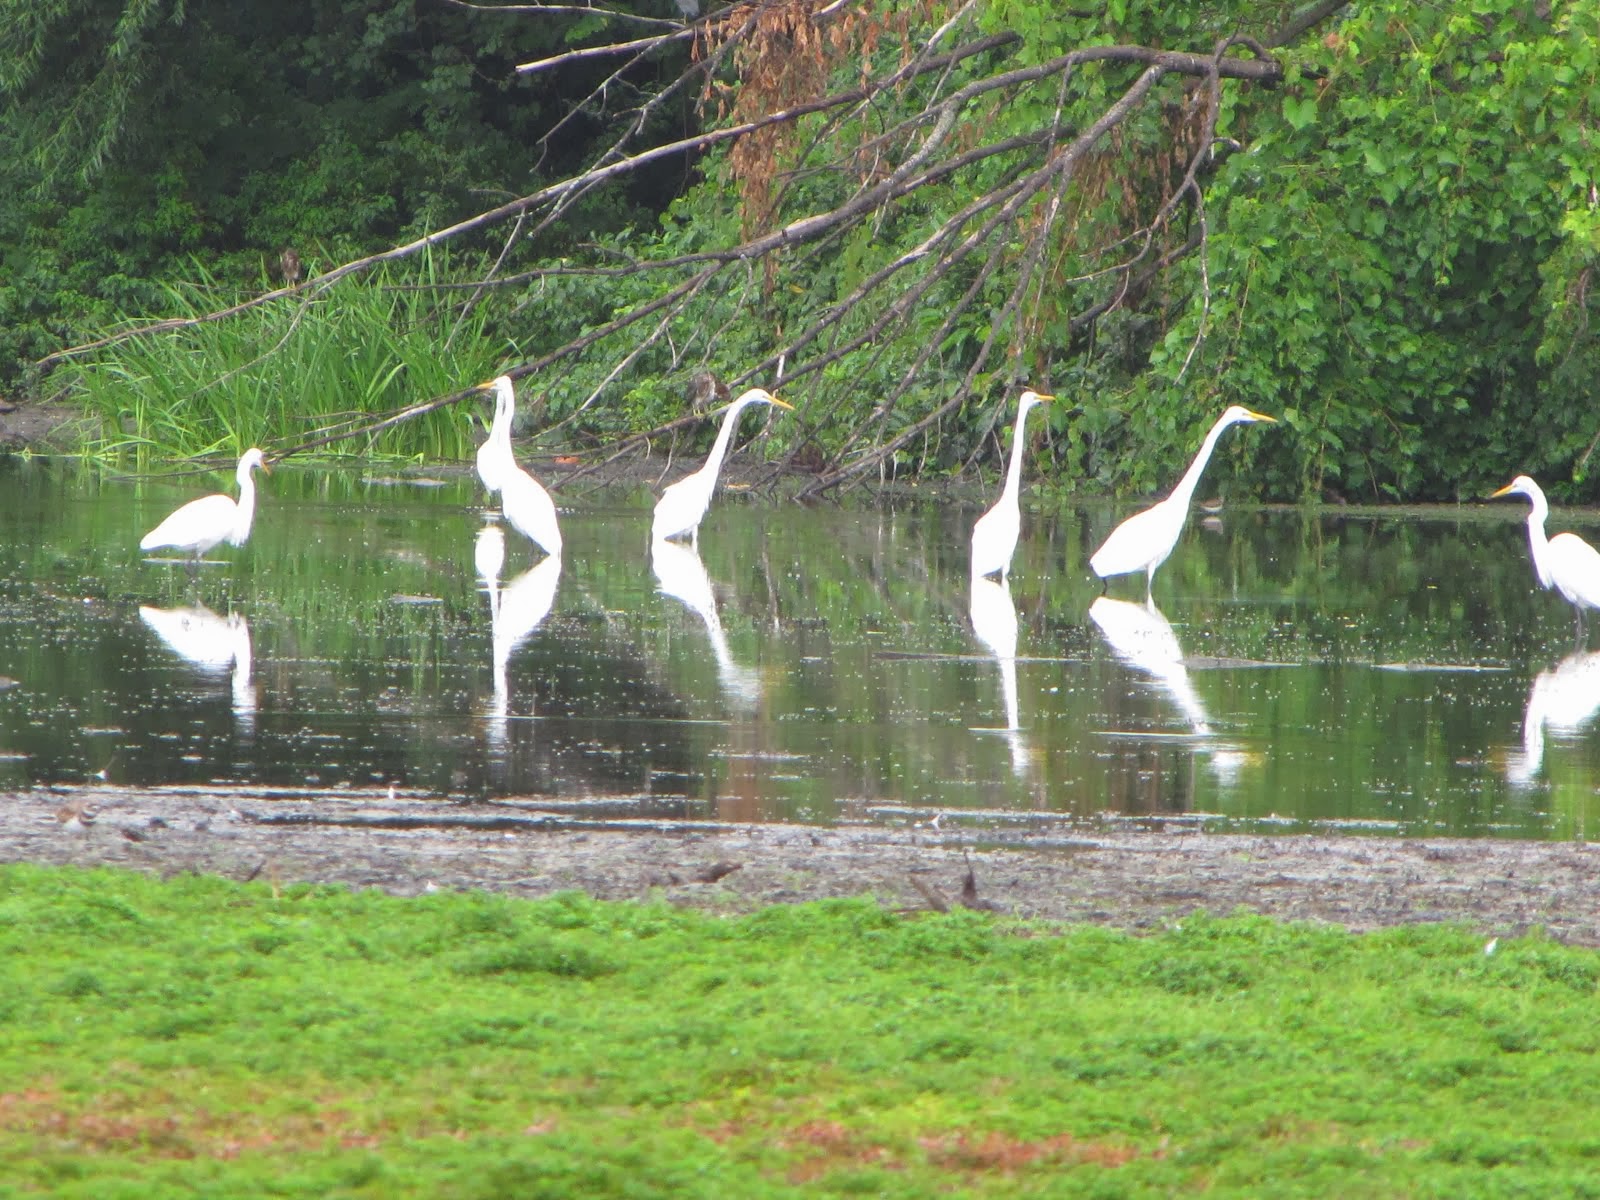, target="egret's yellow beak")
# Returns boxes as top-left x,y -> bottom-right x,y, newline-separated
1246,409 -> 1278,423
1036,393 -> 1057,402
770,397 -> 795,411
1490,482 -> 1516,498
